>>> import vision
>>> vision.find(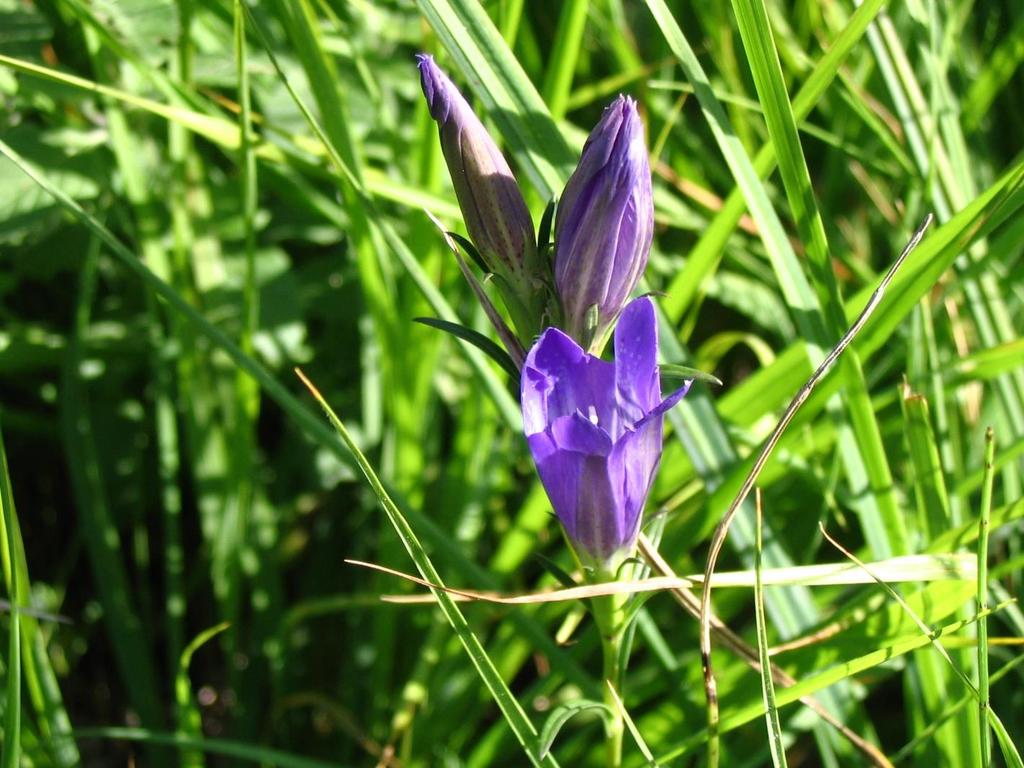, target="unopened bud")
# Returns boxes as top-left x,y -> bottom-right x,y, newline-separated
554,96 -> 653,351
